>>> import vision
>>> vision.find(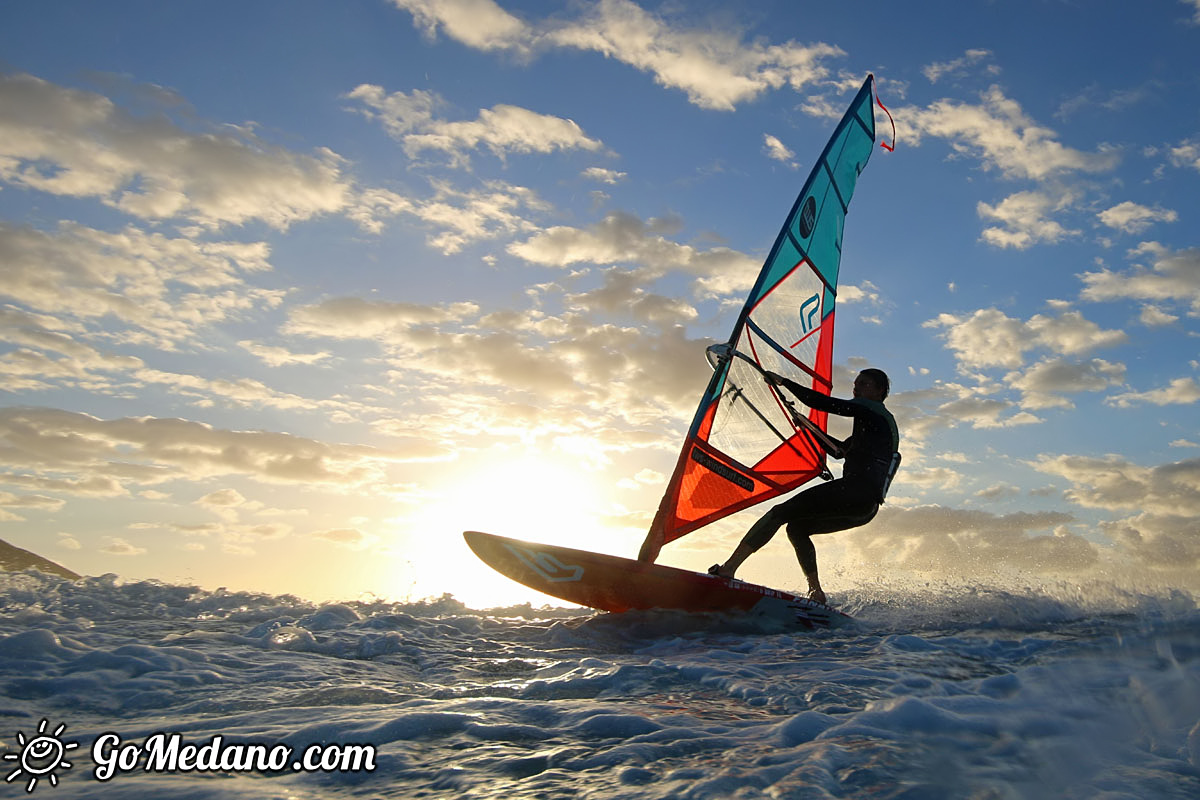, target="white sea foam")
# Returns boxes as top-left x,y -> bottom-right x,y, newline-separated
0,570 -> 1197,798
